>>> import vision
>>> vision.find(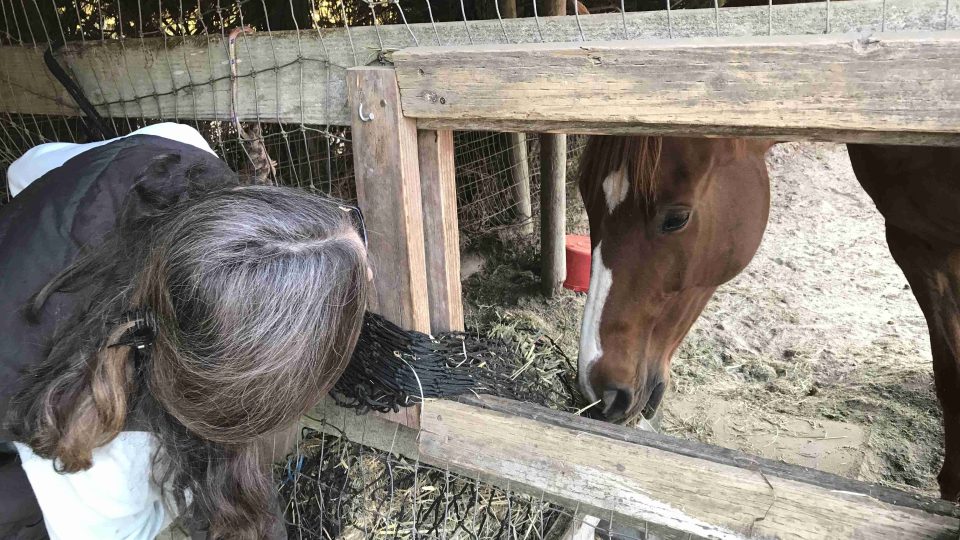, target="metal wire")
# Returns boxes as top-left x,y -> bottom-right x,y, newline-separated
2,1 -> 955,534
665,0 -> 674,38
714,0 -> 721,36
